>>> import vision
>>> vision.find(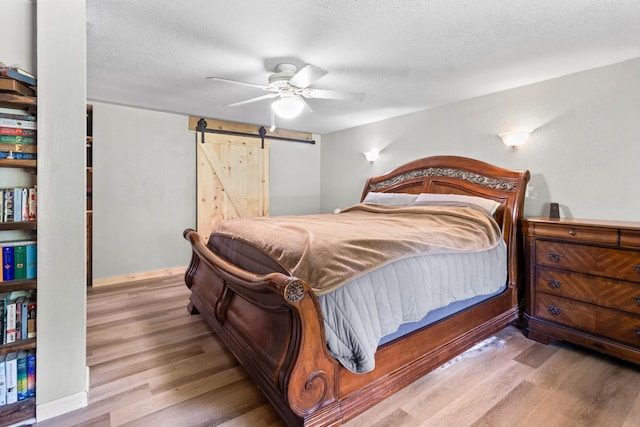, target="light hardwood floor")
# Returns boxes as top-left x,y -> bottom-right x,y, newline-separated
35,276 -> 640,427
